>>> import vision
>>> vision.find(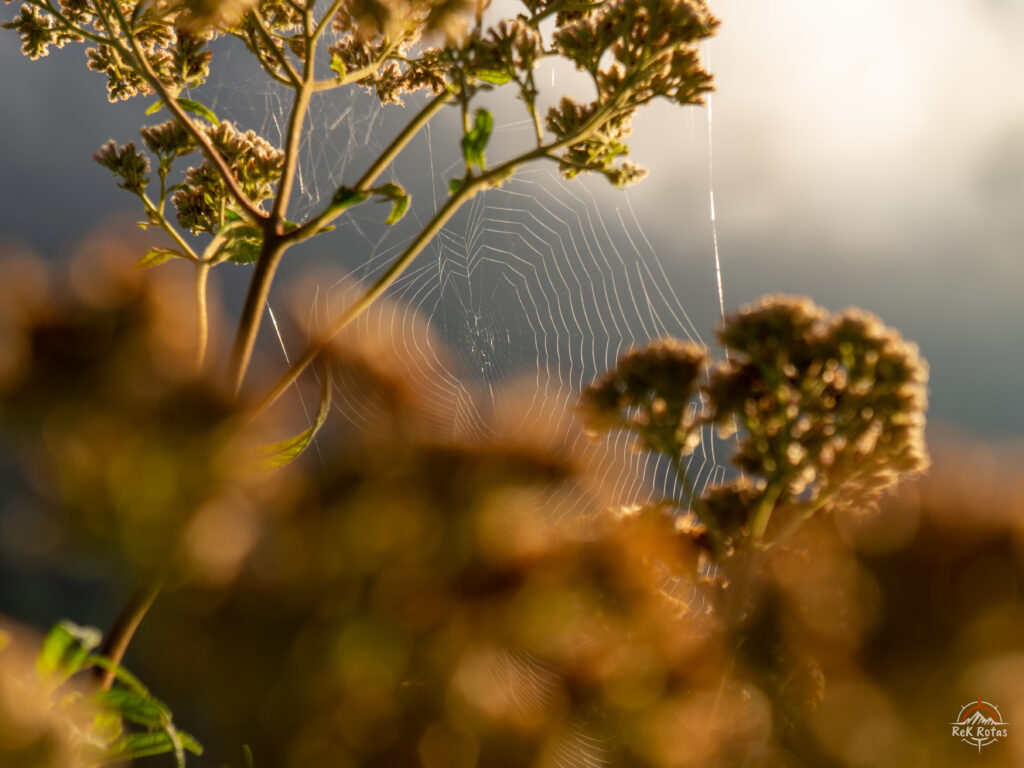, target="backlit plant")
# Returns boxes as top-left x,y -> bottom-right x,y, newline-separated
3,0 -> 719,394
1,0 -> 940,765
